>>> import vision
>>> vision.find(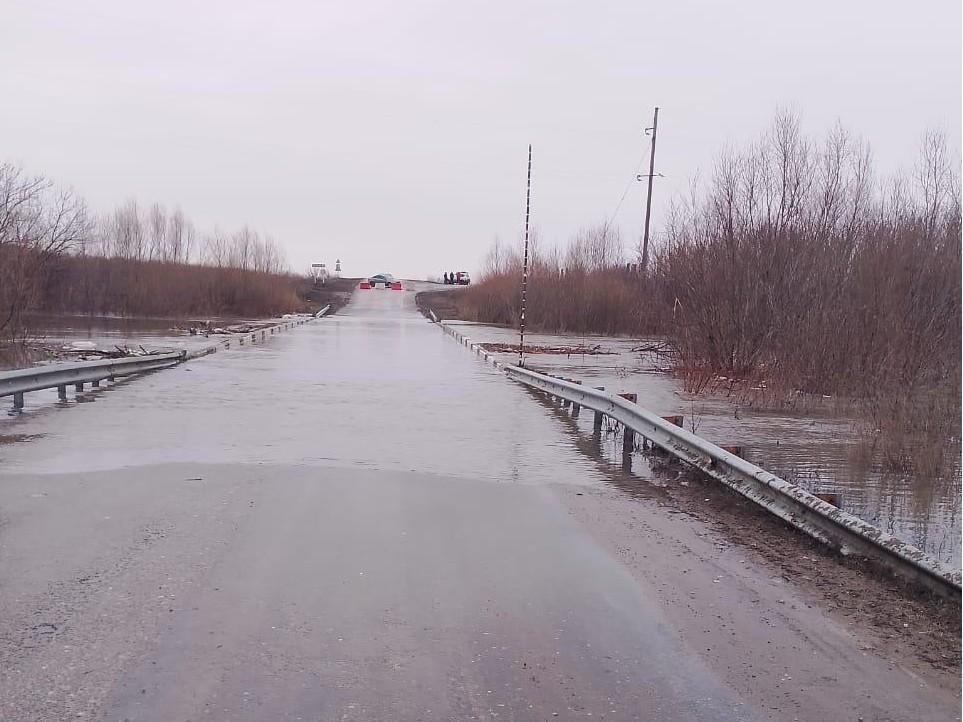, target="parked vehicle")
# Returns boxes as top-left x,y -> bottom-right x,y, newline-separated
368,273 -> 394,288
455,271 -> 471,285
